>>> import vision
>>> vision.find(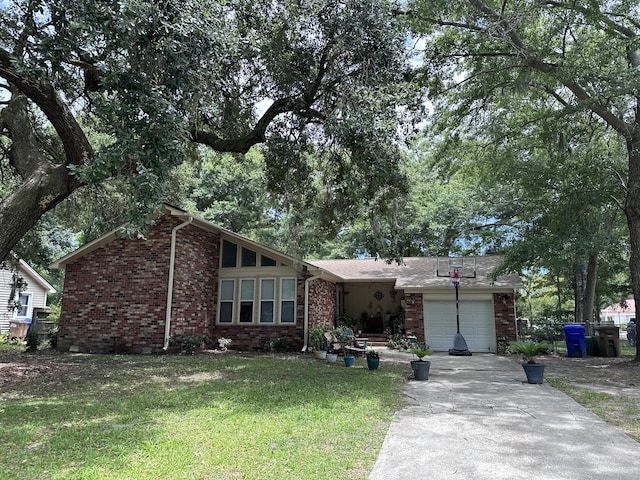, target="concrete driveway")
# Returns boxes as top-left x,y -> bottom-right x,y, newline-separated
369,352 -> 640,480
